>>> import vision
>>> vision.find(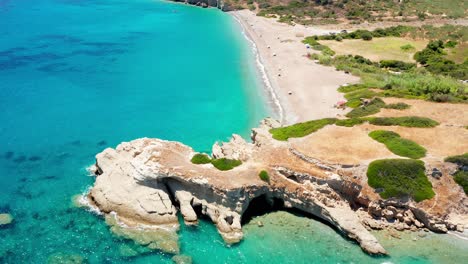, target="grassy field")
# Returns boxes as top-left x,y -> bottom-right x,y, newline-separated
445,42 -> 468,64
320,37 -> 427,62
